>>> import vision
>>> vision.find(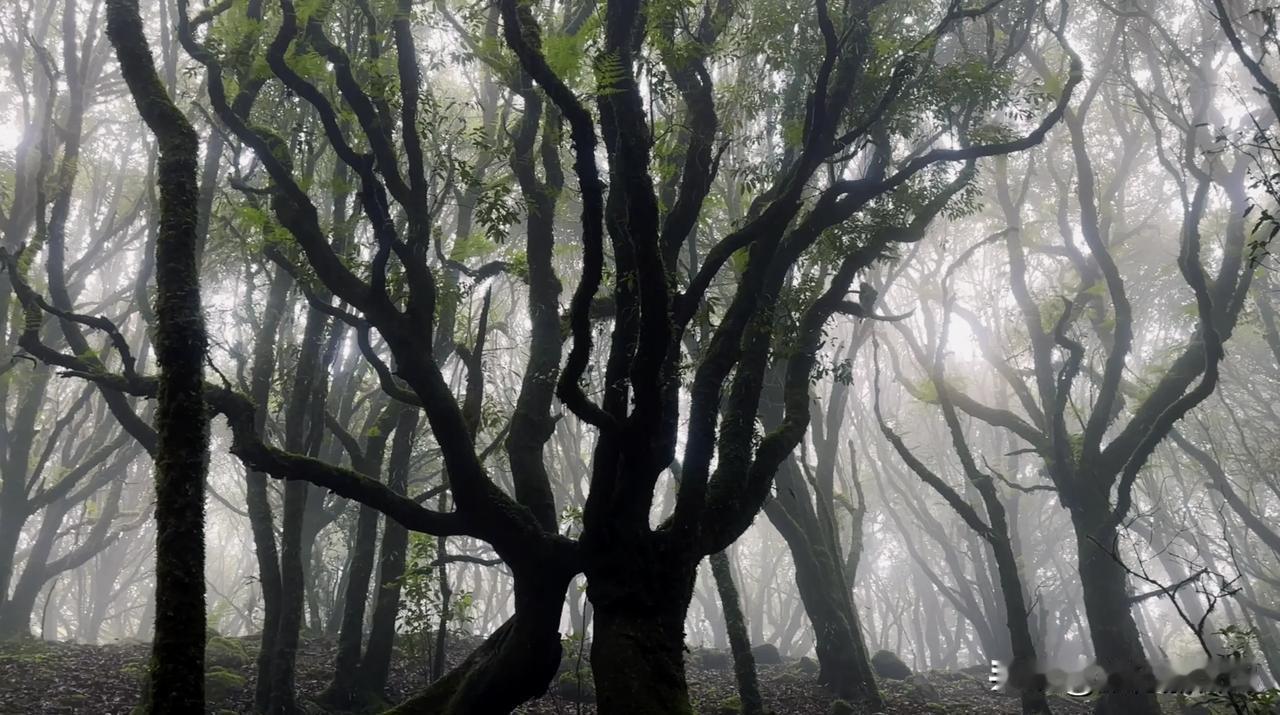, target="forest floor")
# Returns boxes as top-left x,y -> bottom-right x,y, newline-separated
0,635 -> 1192,714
